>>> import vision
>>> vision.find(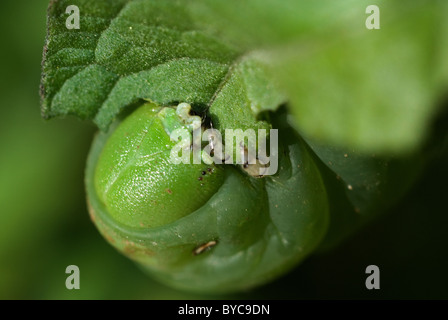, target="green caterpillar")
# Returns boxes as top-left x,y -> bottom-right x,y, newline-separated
85,101 -> 418,293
